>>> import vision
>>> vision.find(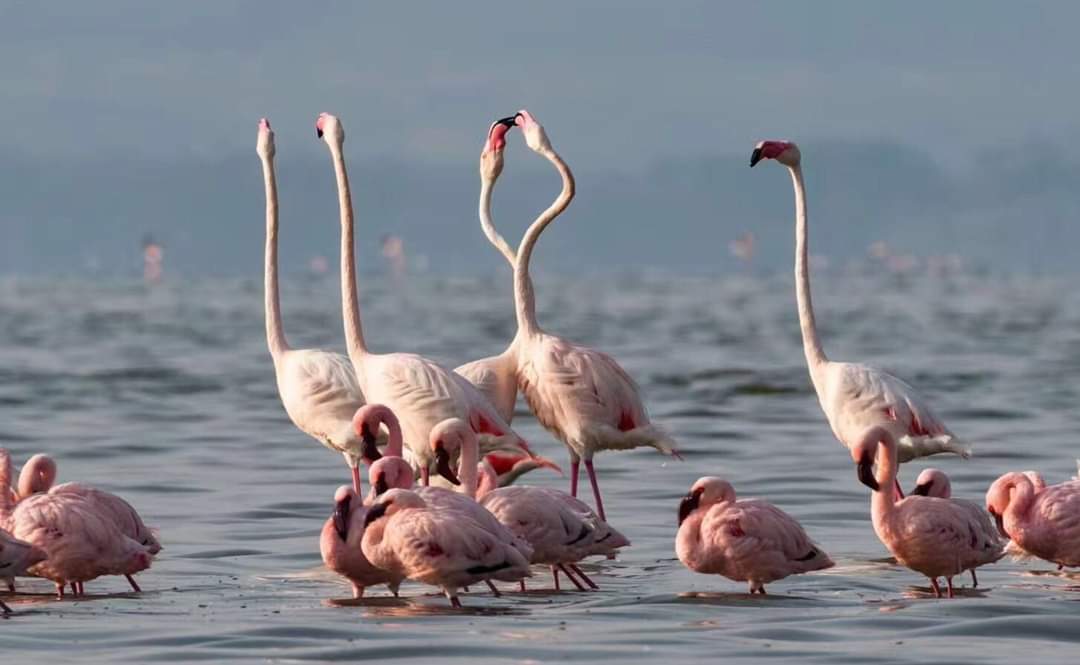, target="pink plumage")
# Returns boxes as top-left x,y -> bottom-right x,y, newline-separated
319,485 -> 403,599
986,471 -> 1080,569
0,528 -> 47,613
